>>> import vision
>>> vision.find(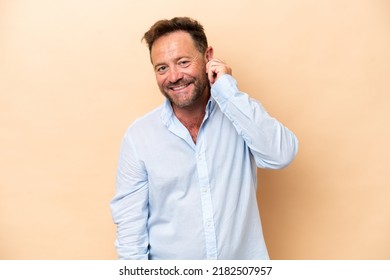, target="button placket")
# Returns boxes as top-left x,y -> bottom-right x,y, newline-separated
196,136 -> 217,260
